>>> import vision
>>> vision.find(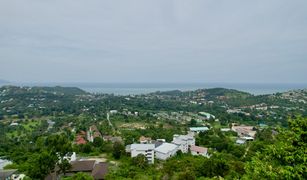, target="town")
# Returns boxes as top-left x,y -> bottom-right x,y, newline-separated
0,86 -> 306,179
